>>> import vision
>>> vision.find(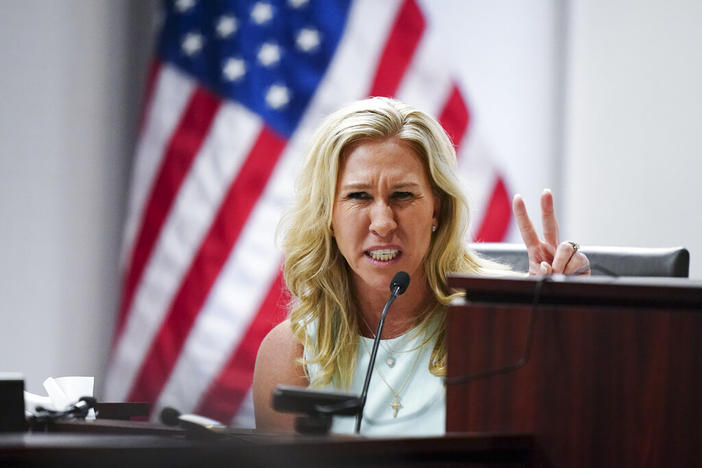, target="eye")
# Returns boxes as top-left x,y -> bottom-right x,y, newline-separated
346,191 -> 371,201
392,191 -> 414,200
